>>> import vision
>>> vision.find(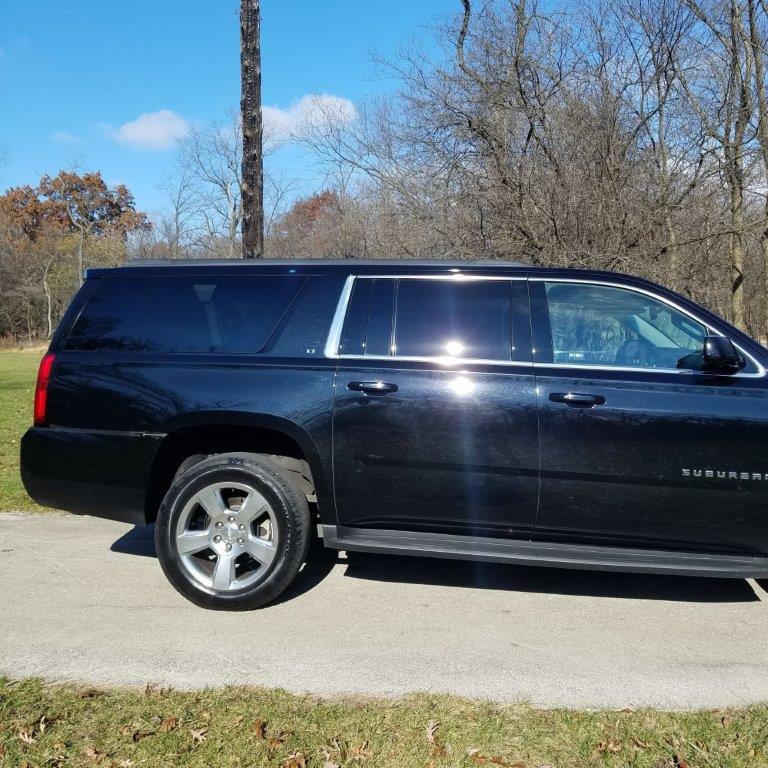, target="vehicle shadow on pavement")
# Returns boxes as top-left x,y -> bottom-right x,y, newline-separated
342,552 -> 764,604
109,526 -> 764,604
111,524 -> 156,557
109,525 -> 340,604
